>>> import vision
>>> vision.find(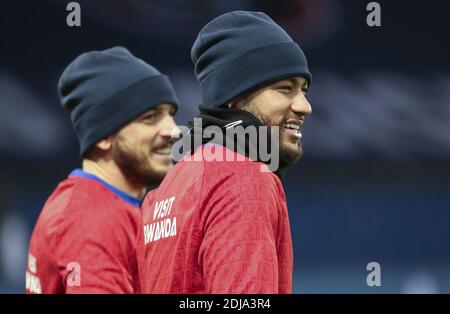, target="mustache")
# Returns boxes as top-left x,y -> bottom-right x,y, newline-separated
152,138 -> 176,151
